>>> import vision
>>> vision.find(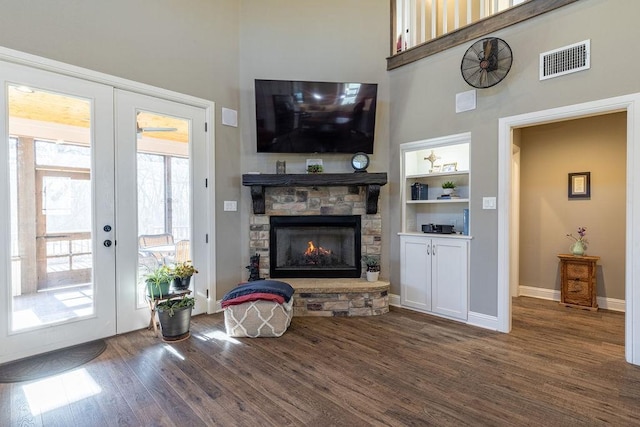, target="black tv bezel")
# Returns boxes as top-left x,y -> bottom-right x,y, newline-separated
254,78 -> 378,154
